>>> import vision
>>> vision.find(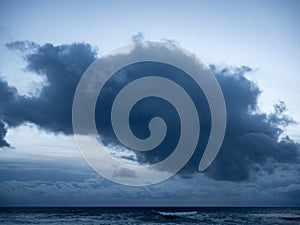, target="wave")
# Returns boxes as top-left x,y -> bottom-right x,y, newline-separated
158,211 -> 197,217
